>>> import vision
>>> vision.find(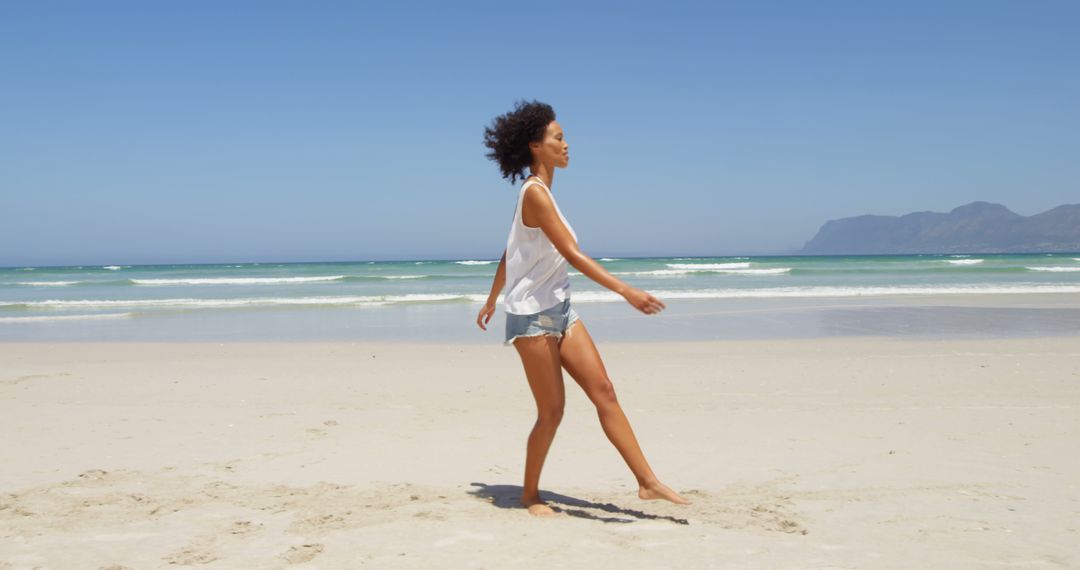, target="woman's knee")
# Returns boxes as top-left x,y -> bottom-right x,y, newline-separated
591,380 -> 619,407
537,402 -> 565,425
